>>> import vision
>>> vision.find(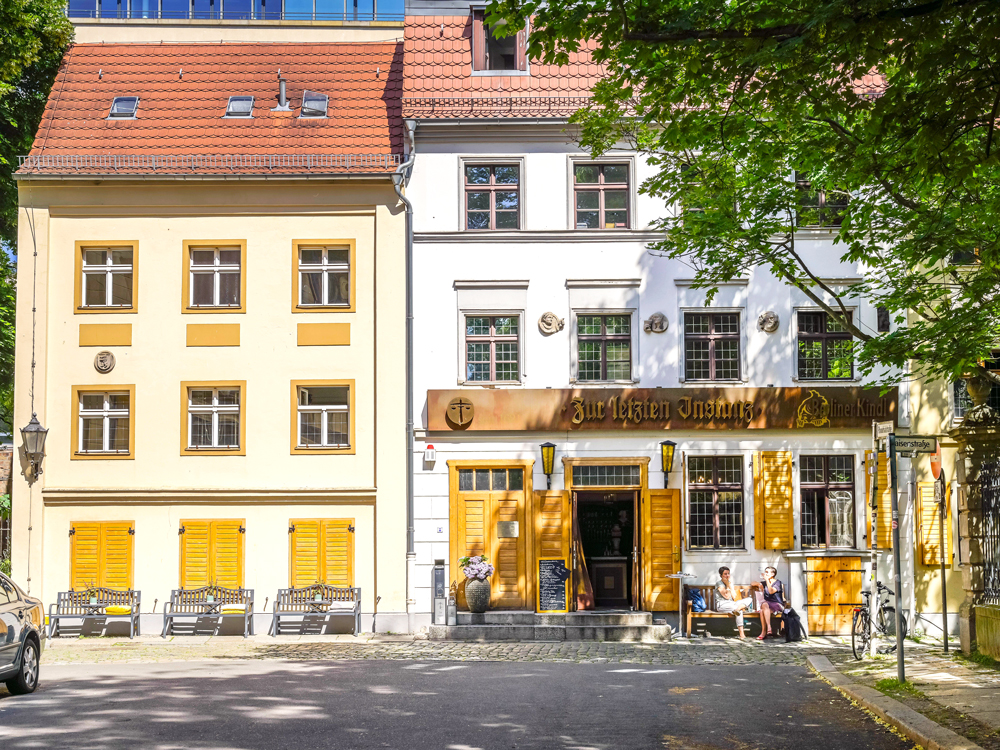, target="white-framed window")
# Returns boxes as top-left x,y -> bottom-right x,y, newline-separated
465,314 -> 520,383
298,247 -> 350,307
577,313 -> 632,382
684,311 -> 741,381
189,246 -> 241,308
78,392 -> 130,454
82,247 -> 133,308
188,388 -> 240,449
297,386 -> 350,448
